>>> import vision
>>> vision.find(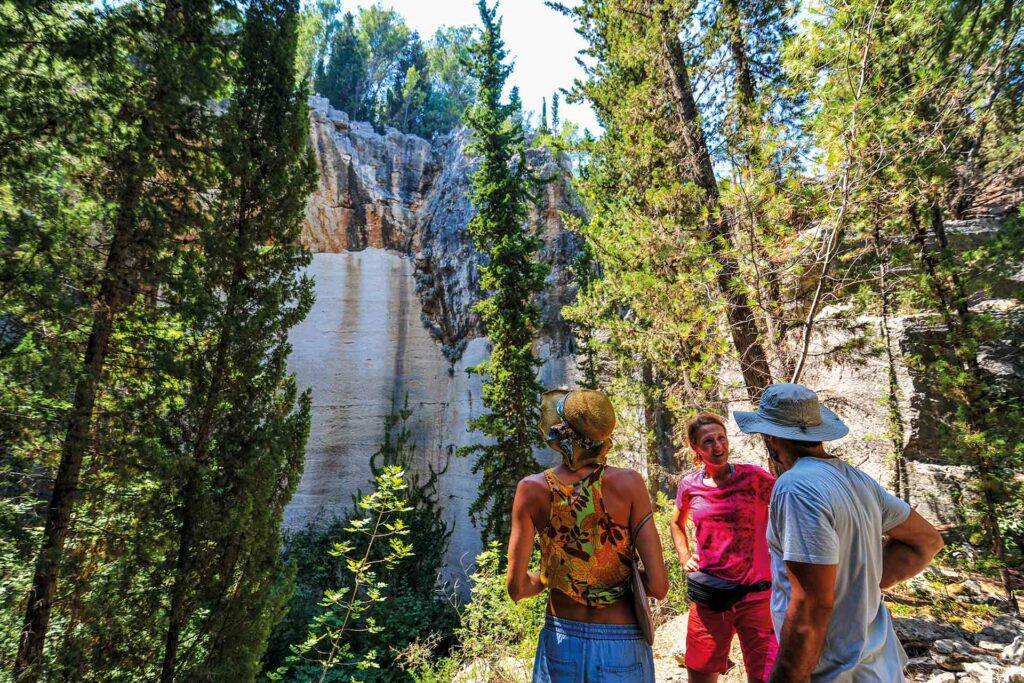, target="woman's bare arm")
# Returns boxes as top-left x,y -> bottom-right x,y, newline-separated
629,472 -> 668,600
506,477 -> 545,602
670,506 -> 698,571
